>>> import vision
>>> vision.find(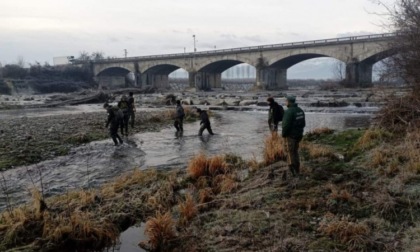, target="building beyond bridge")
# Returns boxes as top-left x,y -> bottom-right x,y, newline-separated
89,33 -> 396,90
